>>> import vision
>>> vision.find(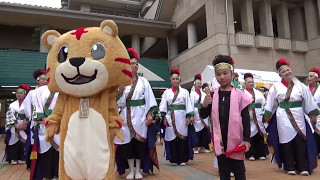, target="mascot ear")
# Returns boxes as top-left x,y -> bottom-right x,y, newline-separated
100,20 -> 118,37
41,30 -> 61,49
